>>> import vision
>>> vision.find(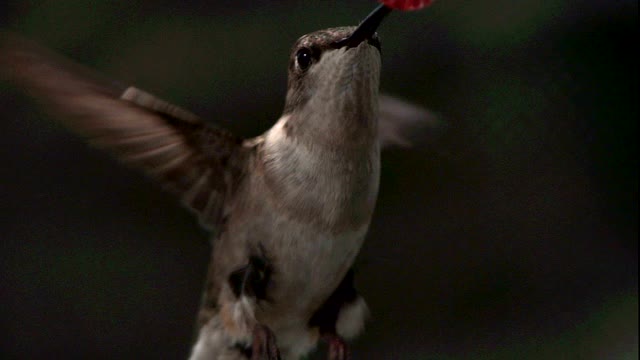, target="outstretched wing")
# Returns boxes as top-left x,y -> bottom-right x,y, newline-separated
378,94 -> 445,149
1,33 -> 247,232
